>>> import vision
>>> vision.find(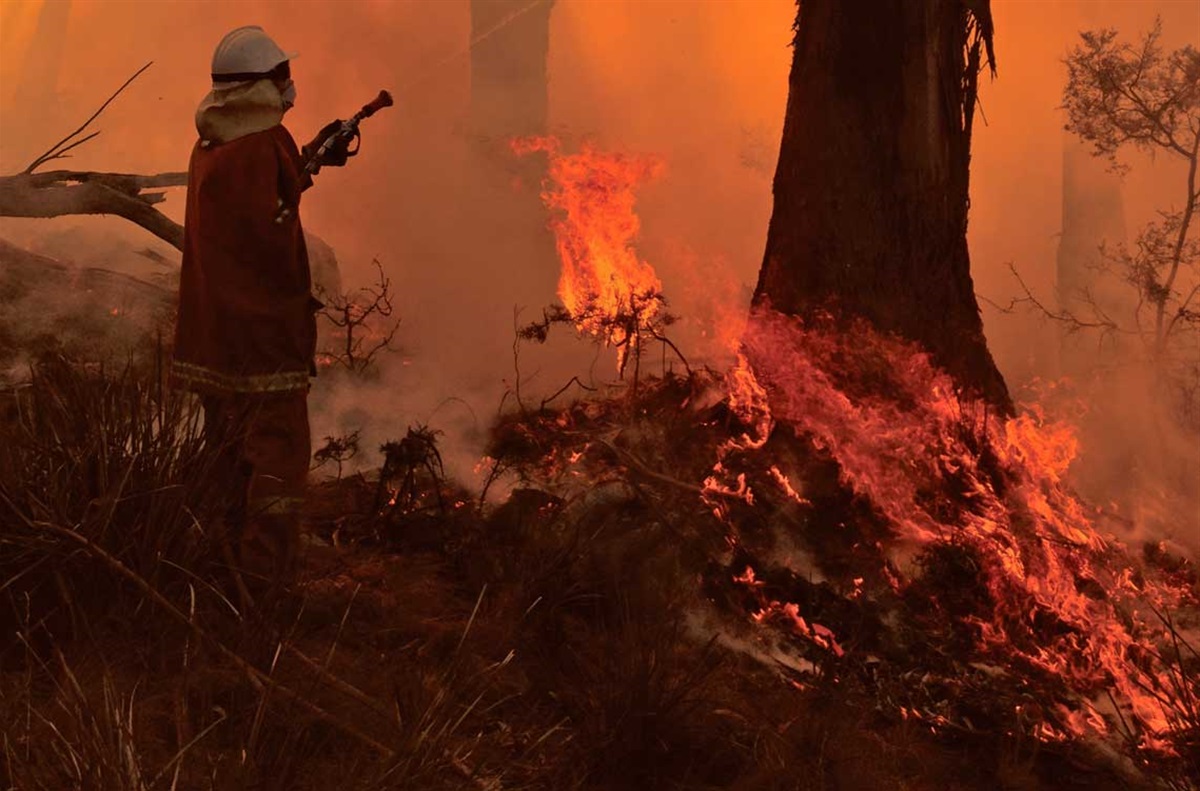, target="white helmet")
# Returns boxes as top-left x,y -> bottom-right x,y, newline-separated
211,26 -> 296,84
